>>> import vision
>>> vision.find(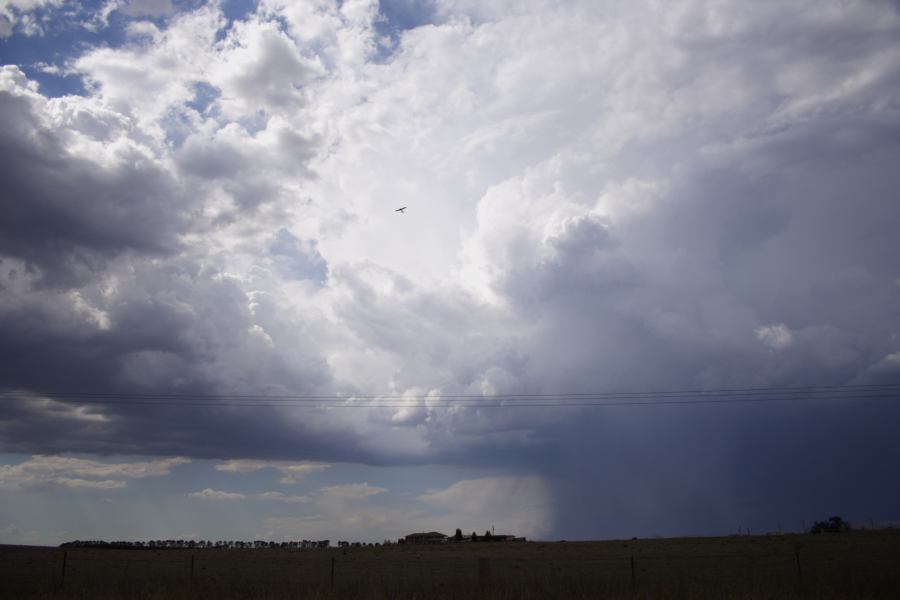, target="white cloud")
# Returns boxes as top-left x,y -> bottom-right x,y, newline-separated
215,459 -> 274,473
189,489 -> 311,503
214,460 -> 330,484
209,19 -> 322,119
23,455 -> 189,478
0,0 -> 64,38
54,477 -> 127,490
83,0 -> 176,31
0,455 -> 189,491
74,5 -> 223,135
189,488 -> 246,500
260,0 -> 380,70
256,491 -> 312,503
319,482 -> 387,500
755,324 -> 794,351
